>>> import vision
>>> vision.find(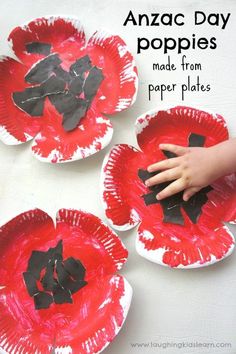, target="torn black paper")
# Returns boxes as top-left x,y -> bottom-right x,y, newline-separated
70,55 -> 92,77
62,100 -> 88,131
23,240 -> 87,310
13,75 -> 65,116
84,66 -> 104,101
26,42 -> 51,56
34,291 -> 53,310
188,133 -> 206,147
25,54 -> 62,84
